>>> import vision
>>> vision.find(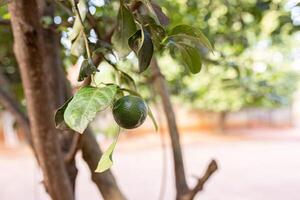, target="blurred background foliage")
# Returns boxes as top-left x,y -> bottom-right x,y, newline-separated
0,0 -> 300,117
157,0 -> 300,113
